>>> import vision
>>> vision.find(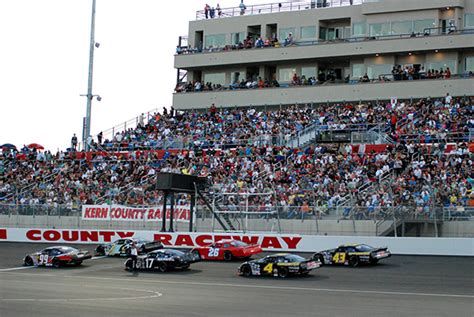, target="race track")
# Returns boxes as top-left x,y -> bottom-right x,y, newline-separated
0,242 -> 472,317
